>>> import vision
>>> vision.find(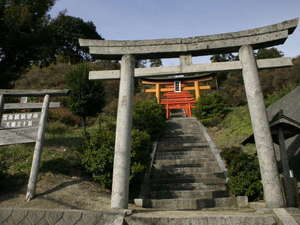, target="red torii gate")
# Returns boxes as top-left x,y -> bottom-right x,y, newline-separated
142,73 -> 214,119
